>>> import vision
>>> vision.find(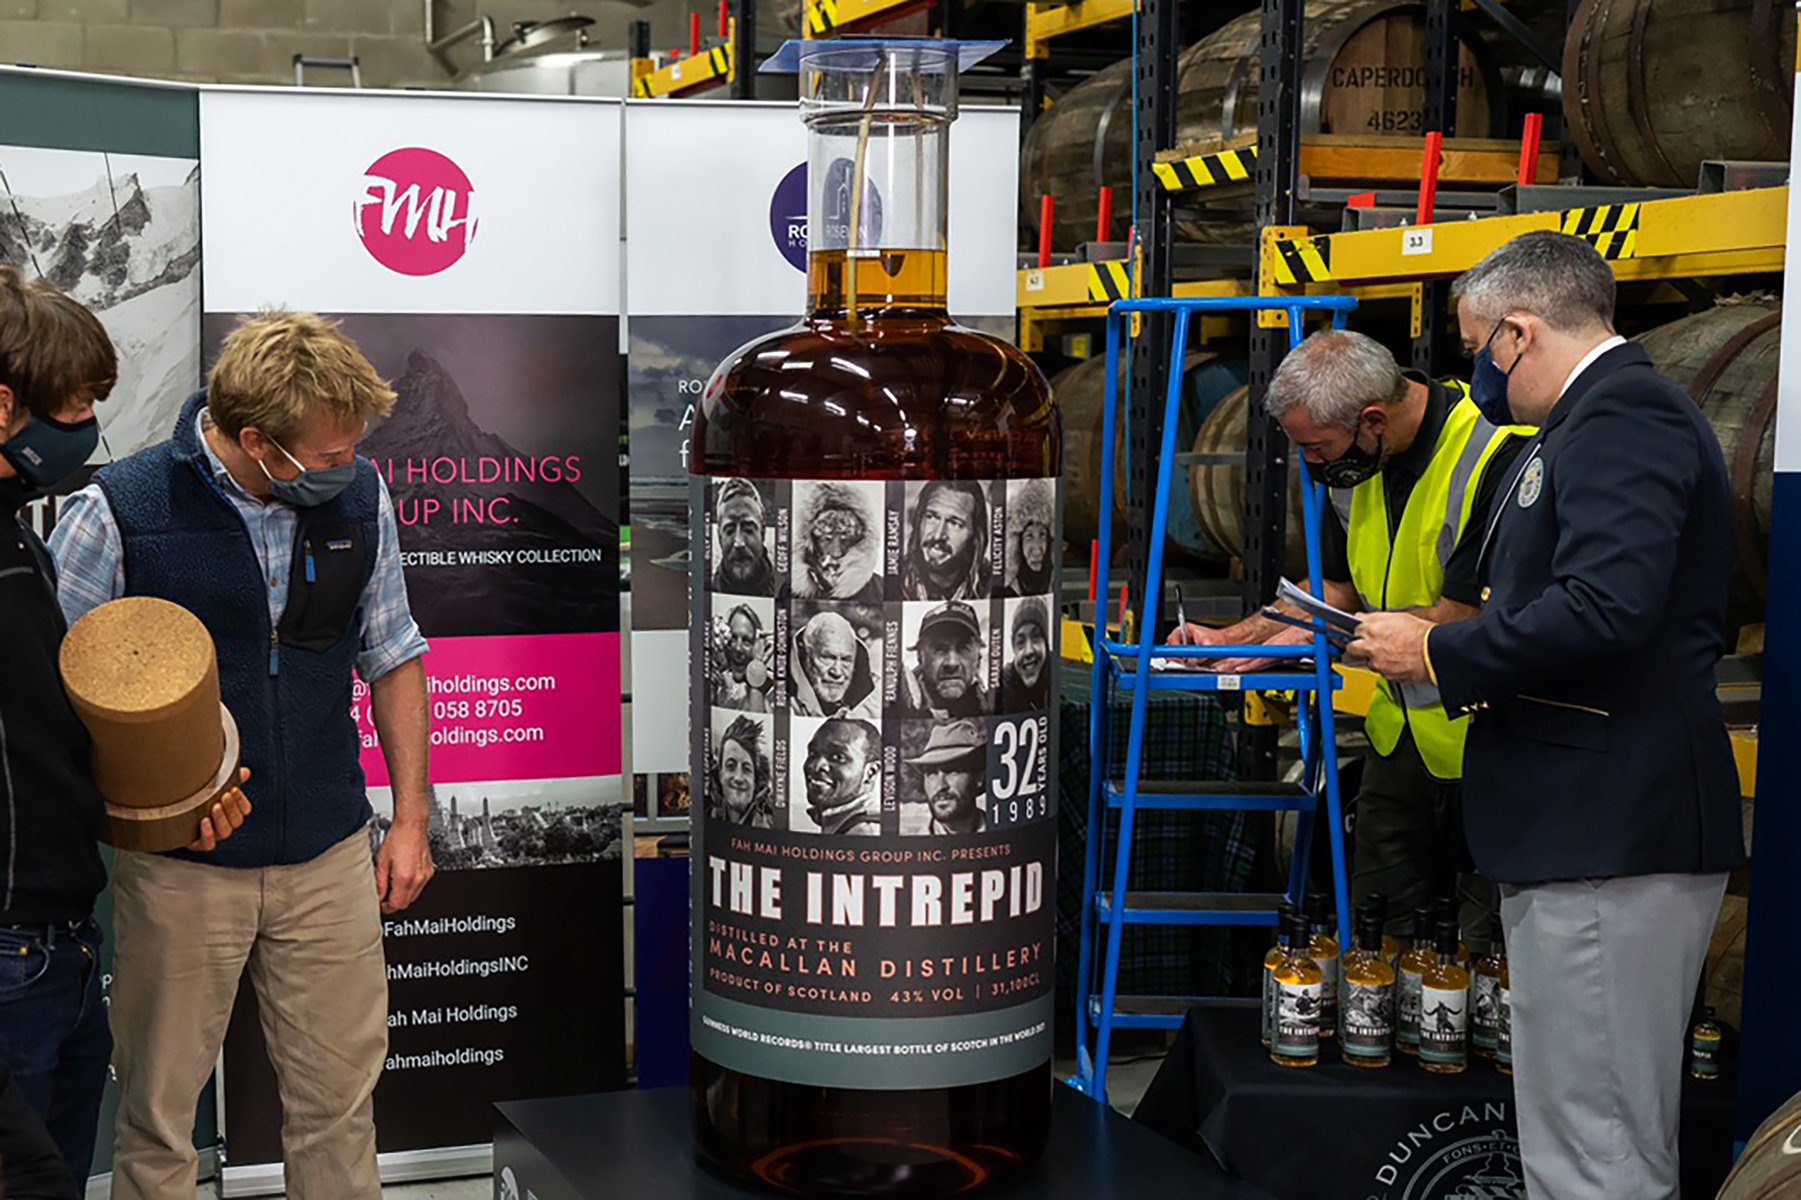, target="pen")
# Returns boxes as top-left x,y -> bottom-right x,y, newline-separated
1174,584 -> 1189,646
